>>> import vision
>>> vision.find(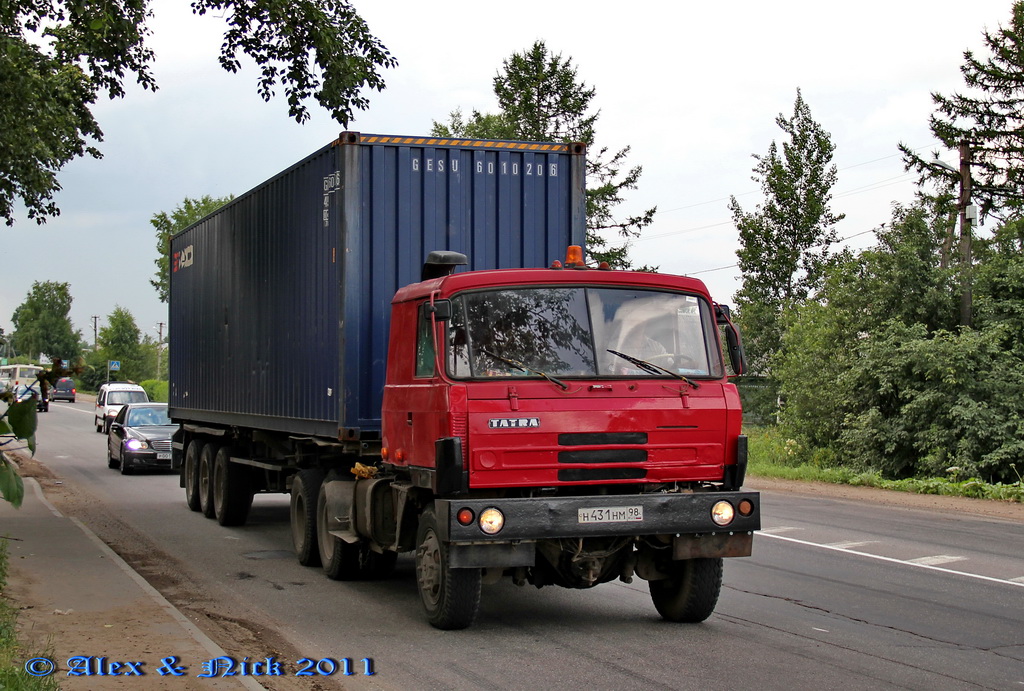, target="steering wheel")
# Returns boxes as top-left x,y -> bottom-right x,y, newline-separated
645,352 -> 699,370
